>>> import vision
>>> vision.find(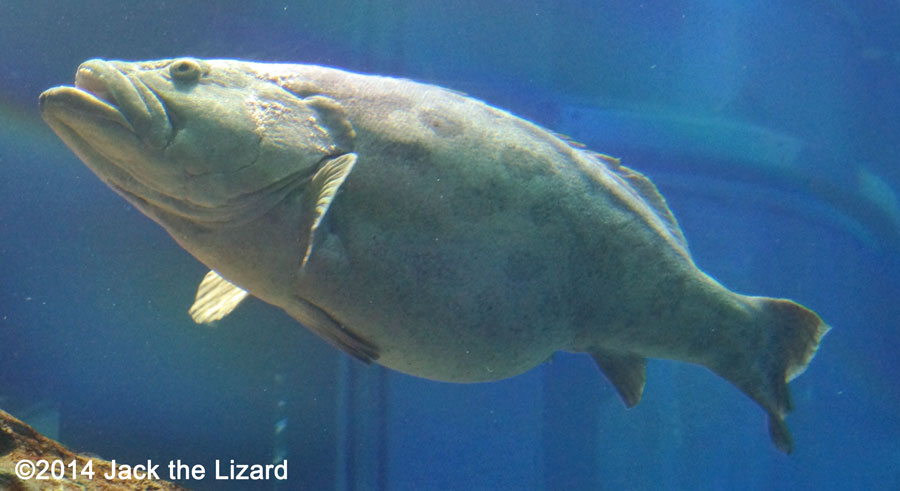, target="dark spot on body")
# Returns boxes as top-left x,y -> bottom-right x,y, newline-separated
371,139 -> 433,169
505,250 -> 547,282
419,108 -> 463,138
499,144 -> 553,183
528,199 -> 557,224
409,248 -> 457,285
451,177 -> 510,220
